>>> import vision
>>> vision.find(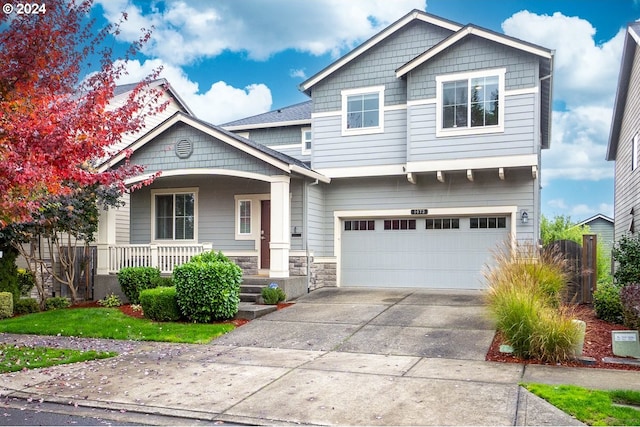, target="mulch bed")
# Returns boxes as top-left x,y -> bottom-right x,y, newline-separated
70,300 -> 295,327
485,304 -> 640,371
